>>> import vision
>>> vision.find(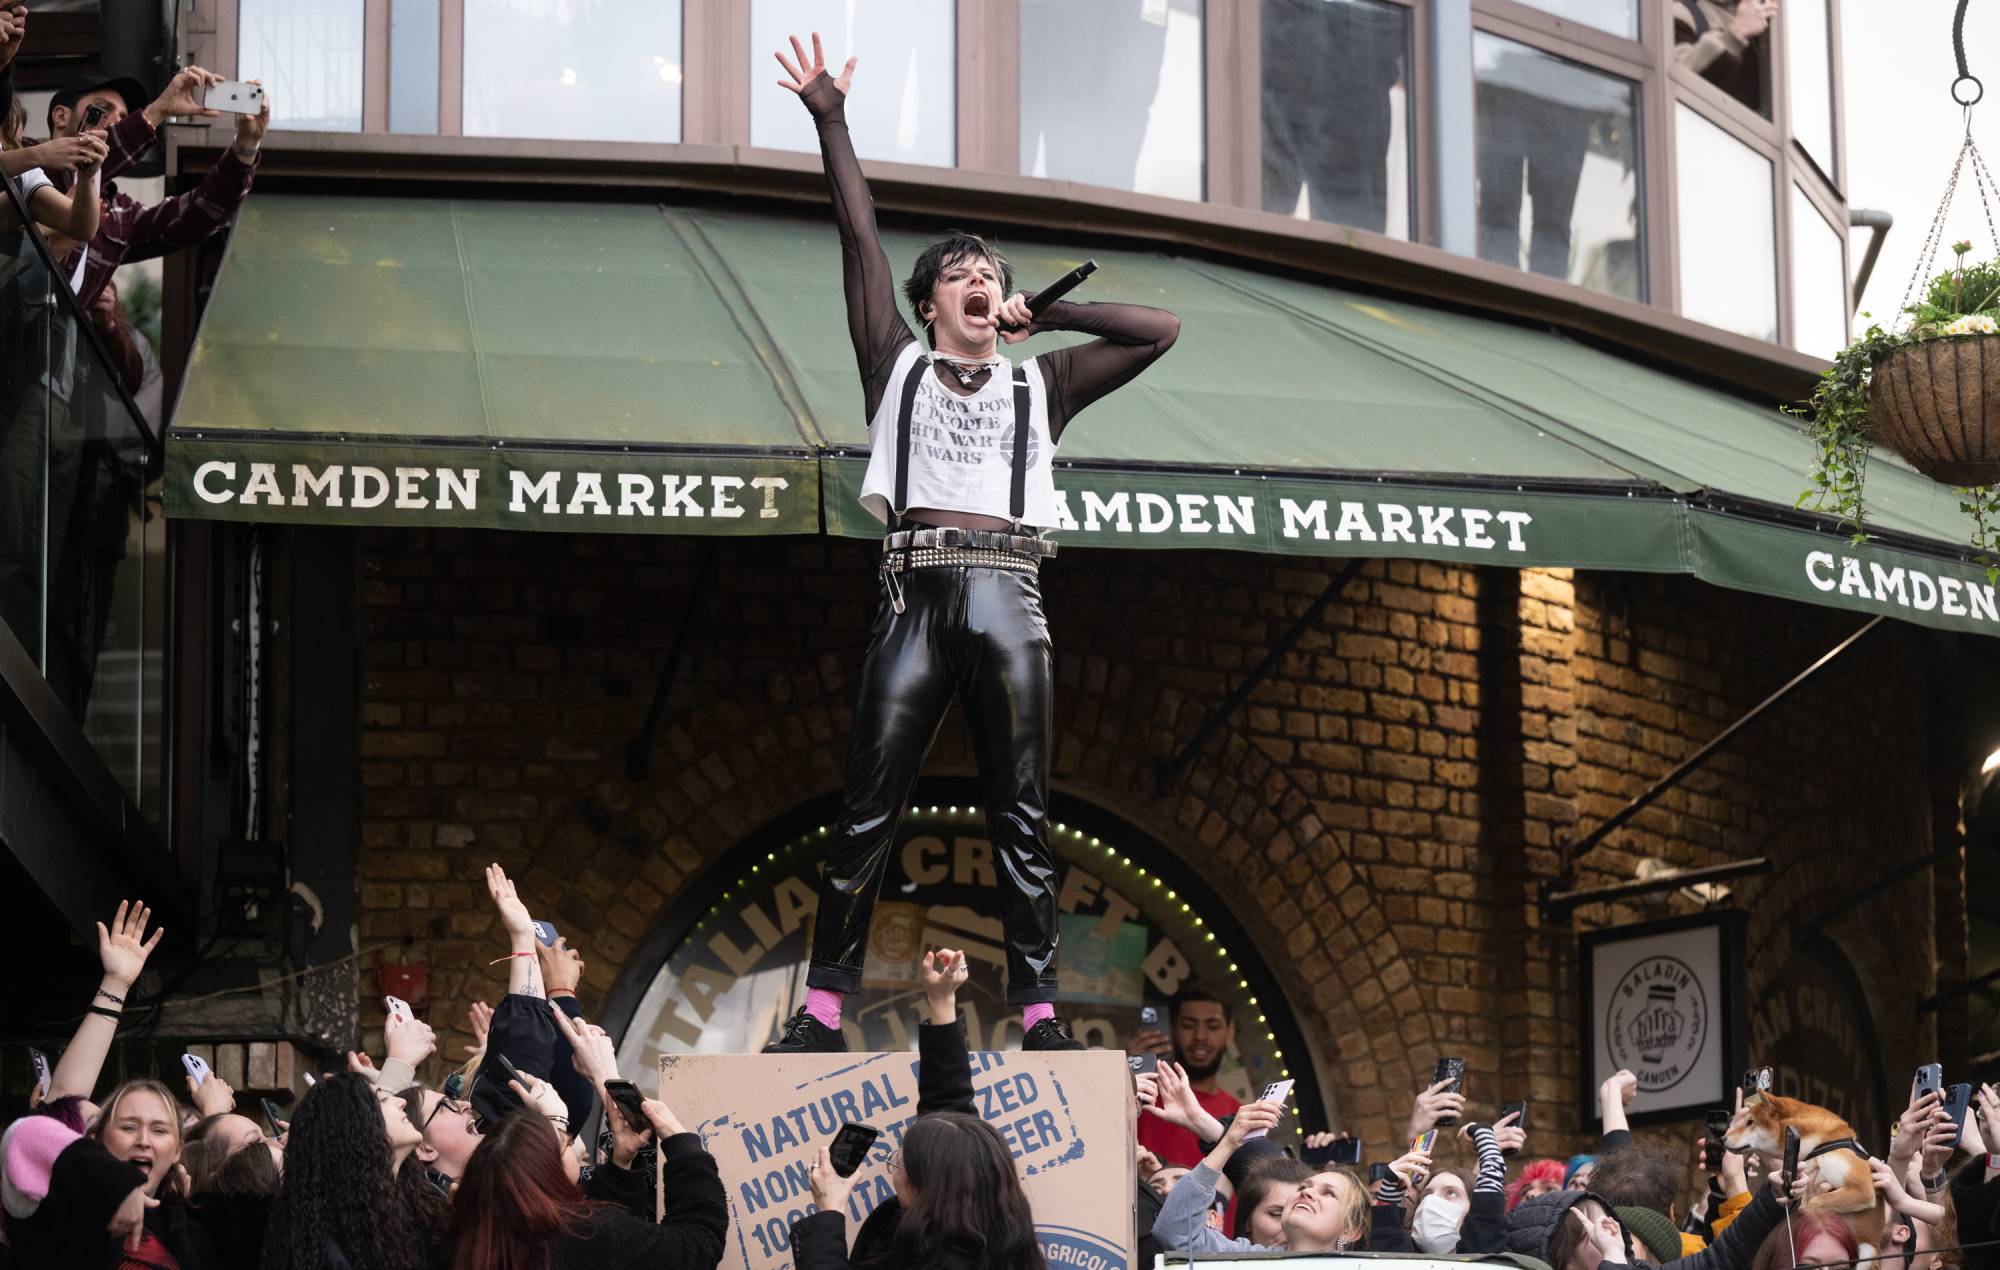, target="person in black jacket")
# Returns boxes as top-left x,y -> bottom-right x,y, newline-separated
182,1114 -> 280,1270
85,1077 -> 219,1269
444,1068 -> 726,1270
1,1100 -> 155,1268
789,949 -> 1048,1270
261,1073 -> 445,1270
